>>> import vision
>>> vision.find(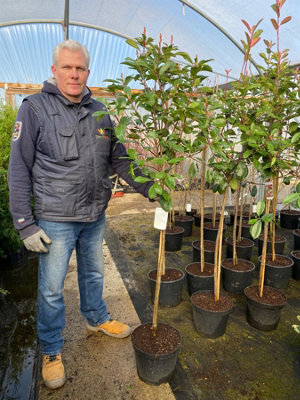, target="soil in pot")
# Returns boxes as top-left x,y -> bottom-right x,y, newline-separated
257,234 -> 287,256
258,254 -> 293,289
185,262 -> 214,295
186,208 -> 197,217
244,285 -> 287,331
131,322 -> 181,385
192,240 -> 216,264
204,221 -> 227,242
293,229 -> 300,250
221,258 -> 255,294
291,250 -> 300,280
280,209 -> 300,229
225,237 -> 254,260
165,226 -> 184,252
148,268 -> 185,307
191,291 -> 233,338
175,215 -> 194,237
